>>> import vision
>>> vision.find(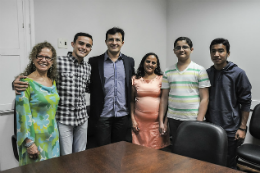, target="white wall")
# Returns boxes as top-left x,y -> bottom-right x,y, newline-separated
166,0 -> 260,102
34,0 -> 167,70
34,0 -> 167,105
